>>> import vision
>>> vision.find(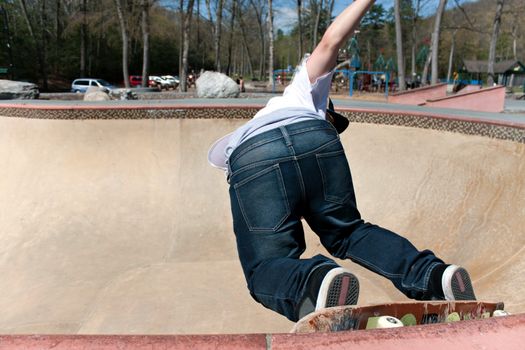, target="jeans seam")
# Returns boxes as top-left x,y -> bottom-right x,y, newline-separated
287,124 -> 335,137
